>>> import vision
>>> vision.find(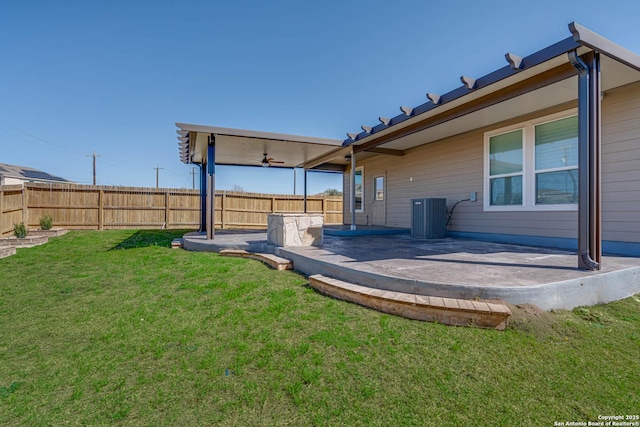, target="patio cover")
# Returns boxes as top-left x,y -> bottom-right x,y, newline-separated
175,123 -> 344,240
302,22 -> 640,271
176,123 -> 344,170
304,23 -> 640,164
